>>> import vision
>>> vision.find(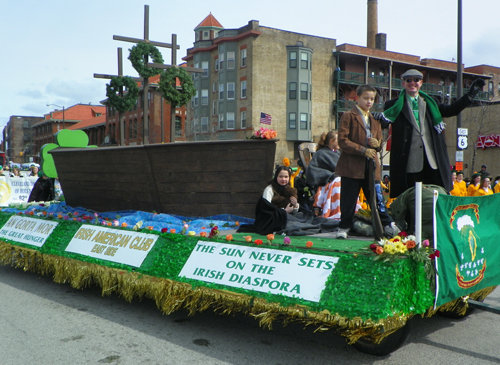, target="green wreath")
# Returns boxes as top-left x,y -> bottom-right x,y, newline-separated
128,42 -> 164,78
159,67 -> 196,107
106,76 -> 139,113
